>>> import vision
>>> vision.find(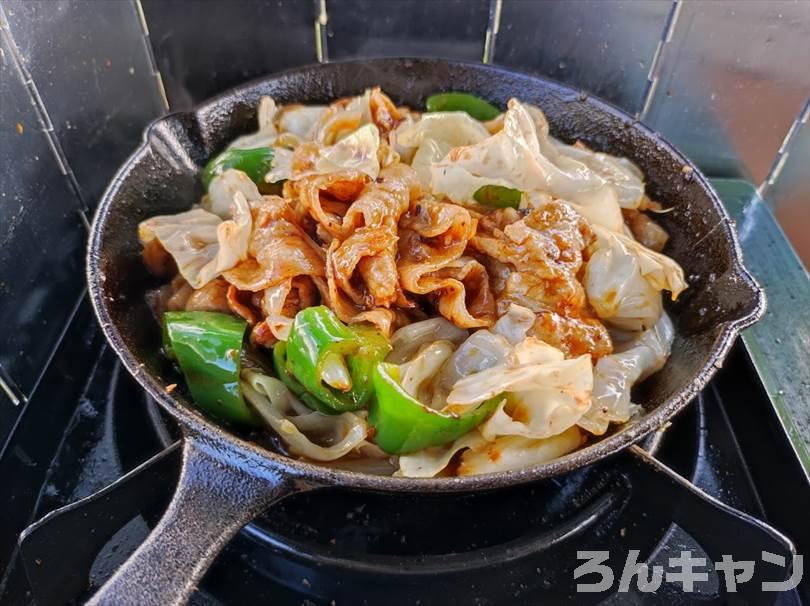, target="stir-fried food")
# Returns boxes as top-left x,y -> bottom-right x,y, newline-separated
141,88 -> 686,477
